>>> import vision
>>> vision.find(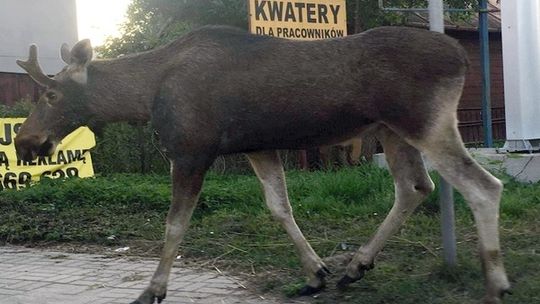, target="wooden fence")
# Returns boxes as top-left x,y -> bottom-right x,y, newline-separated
457,106 -> 506,144
0,72 -> 43,105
